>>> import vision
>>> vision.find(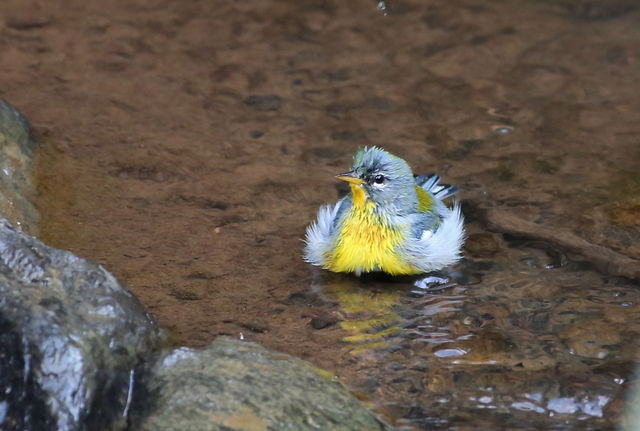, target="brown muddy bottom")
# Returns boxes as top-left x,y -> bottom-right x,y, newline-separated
2,0 -> 639,429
